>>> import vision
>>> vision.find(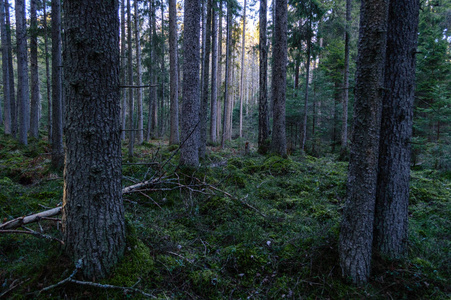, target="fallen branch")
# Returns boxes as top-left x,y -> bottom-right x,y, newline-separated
0,207 -> 62,230
0,228 -> 64,244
